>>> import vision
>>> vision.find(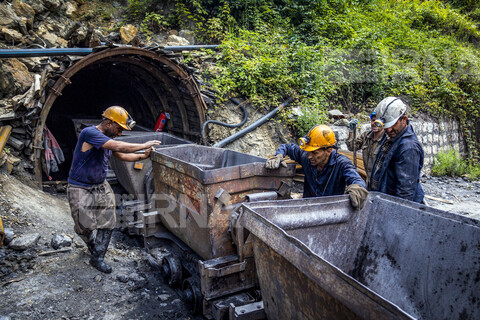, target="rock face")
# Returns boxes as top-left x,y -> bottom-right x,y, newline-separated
119,24 -> 138,44
0,3 -> 20,29
50,233 -> 72,250
167,34 -> 190,46
0,59 -> 33,98
8,232 -> 41,251
0,1 -> 192,181
12,0 -> 36,29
